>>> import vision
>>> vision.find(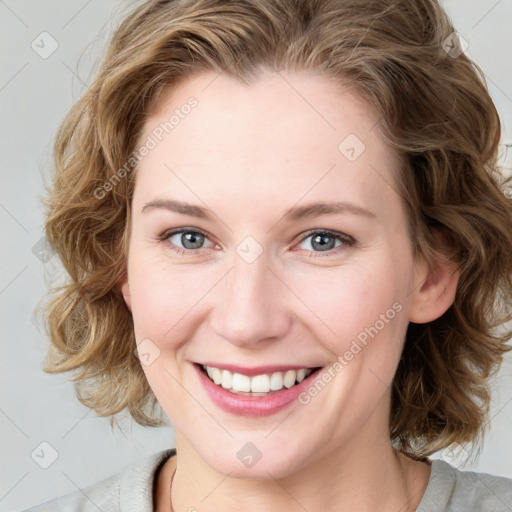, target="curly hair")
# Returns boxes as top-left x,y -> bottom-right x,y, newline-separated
42,0 -> 512,457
